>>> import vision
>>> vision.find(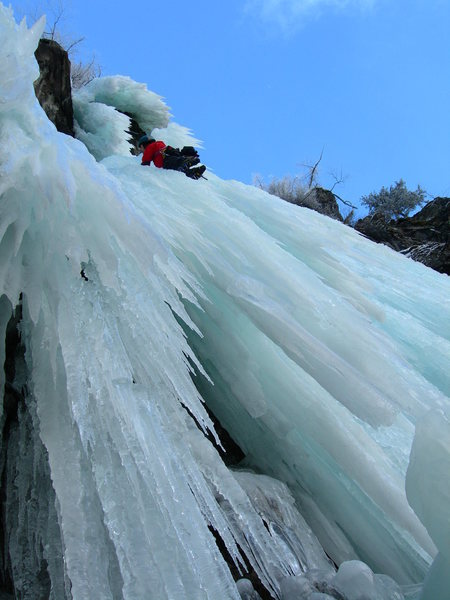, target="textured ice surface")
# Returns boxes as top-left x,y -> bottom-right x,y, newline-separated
1,3 -> 450,600
279,575 -> 317,598
236,579 -> 262,599
75,75 -> 170,132
278,562 -> 405,600
405,410 -> 450,599
112,152 -> 447,581
73,77 -> 201,160
331,561 -> 404,600
233,472 -> 334,575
